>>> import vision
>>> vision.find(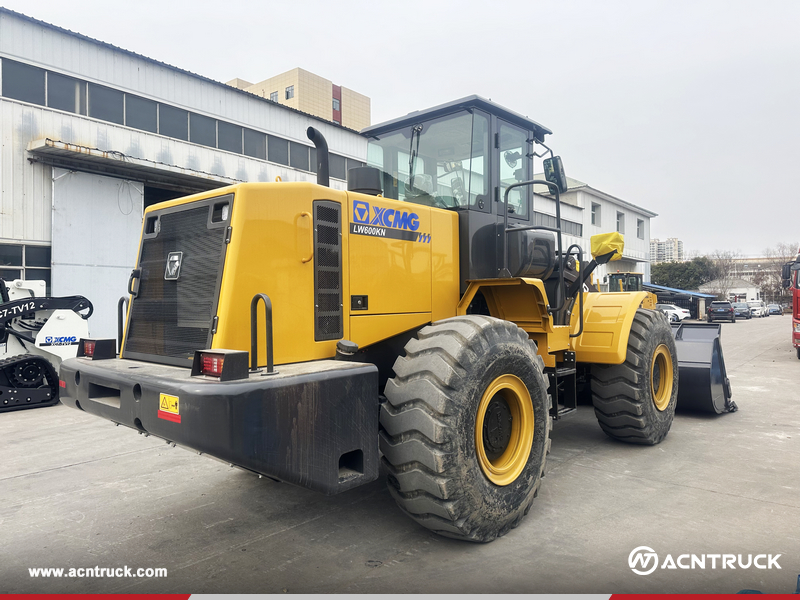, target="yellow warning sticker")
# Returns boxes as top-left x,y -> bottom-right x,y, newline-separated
159,393 -> 179,415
